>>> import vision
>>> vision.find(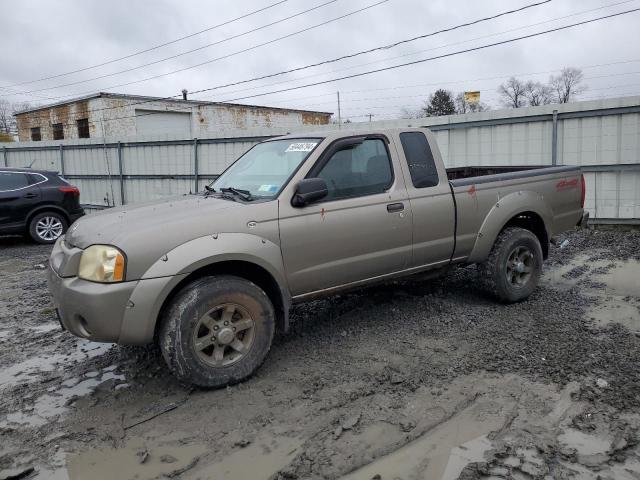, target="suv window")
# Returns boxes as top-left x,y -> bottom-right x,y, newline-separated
399,132 -> 439,188
0,172 -> 29,191
317,138 -> 392,200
